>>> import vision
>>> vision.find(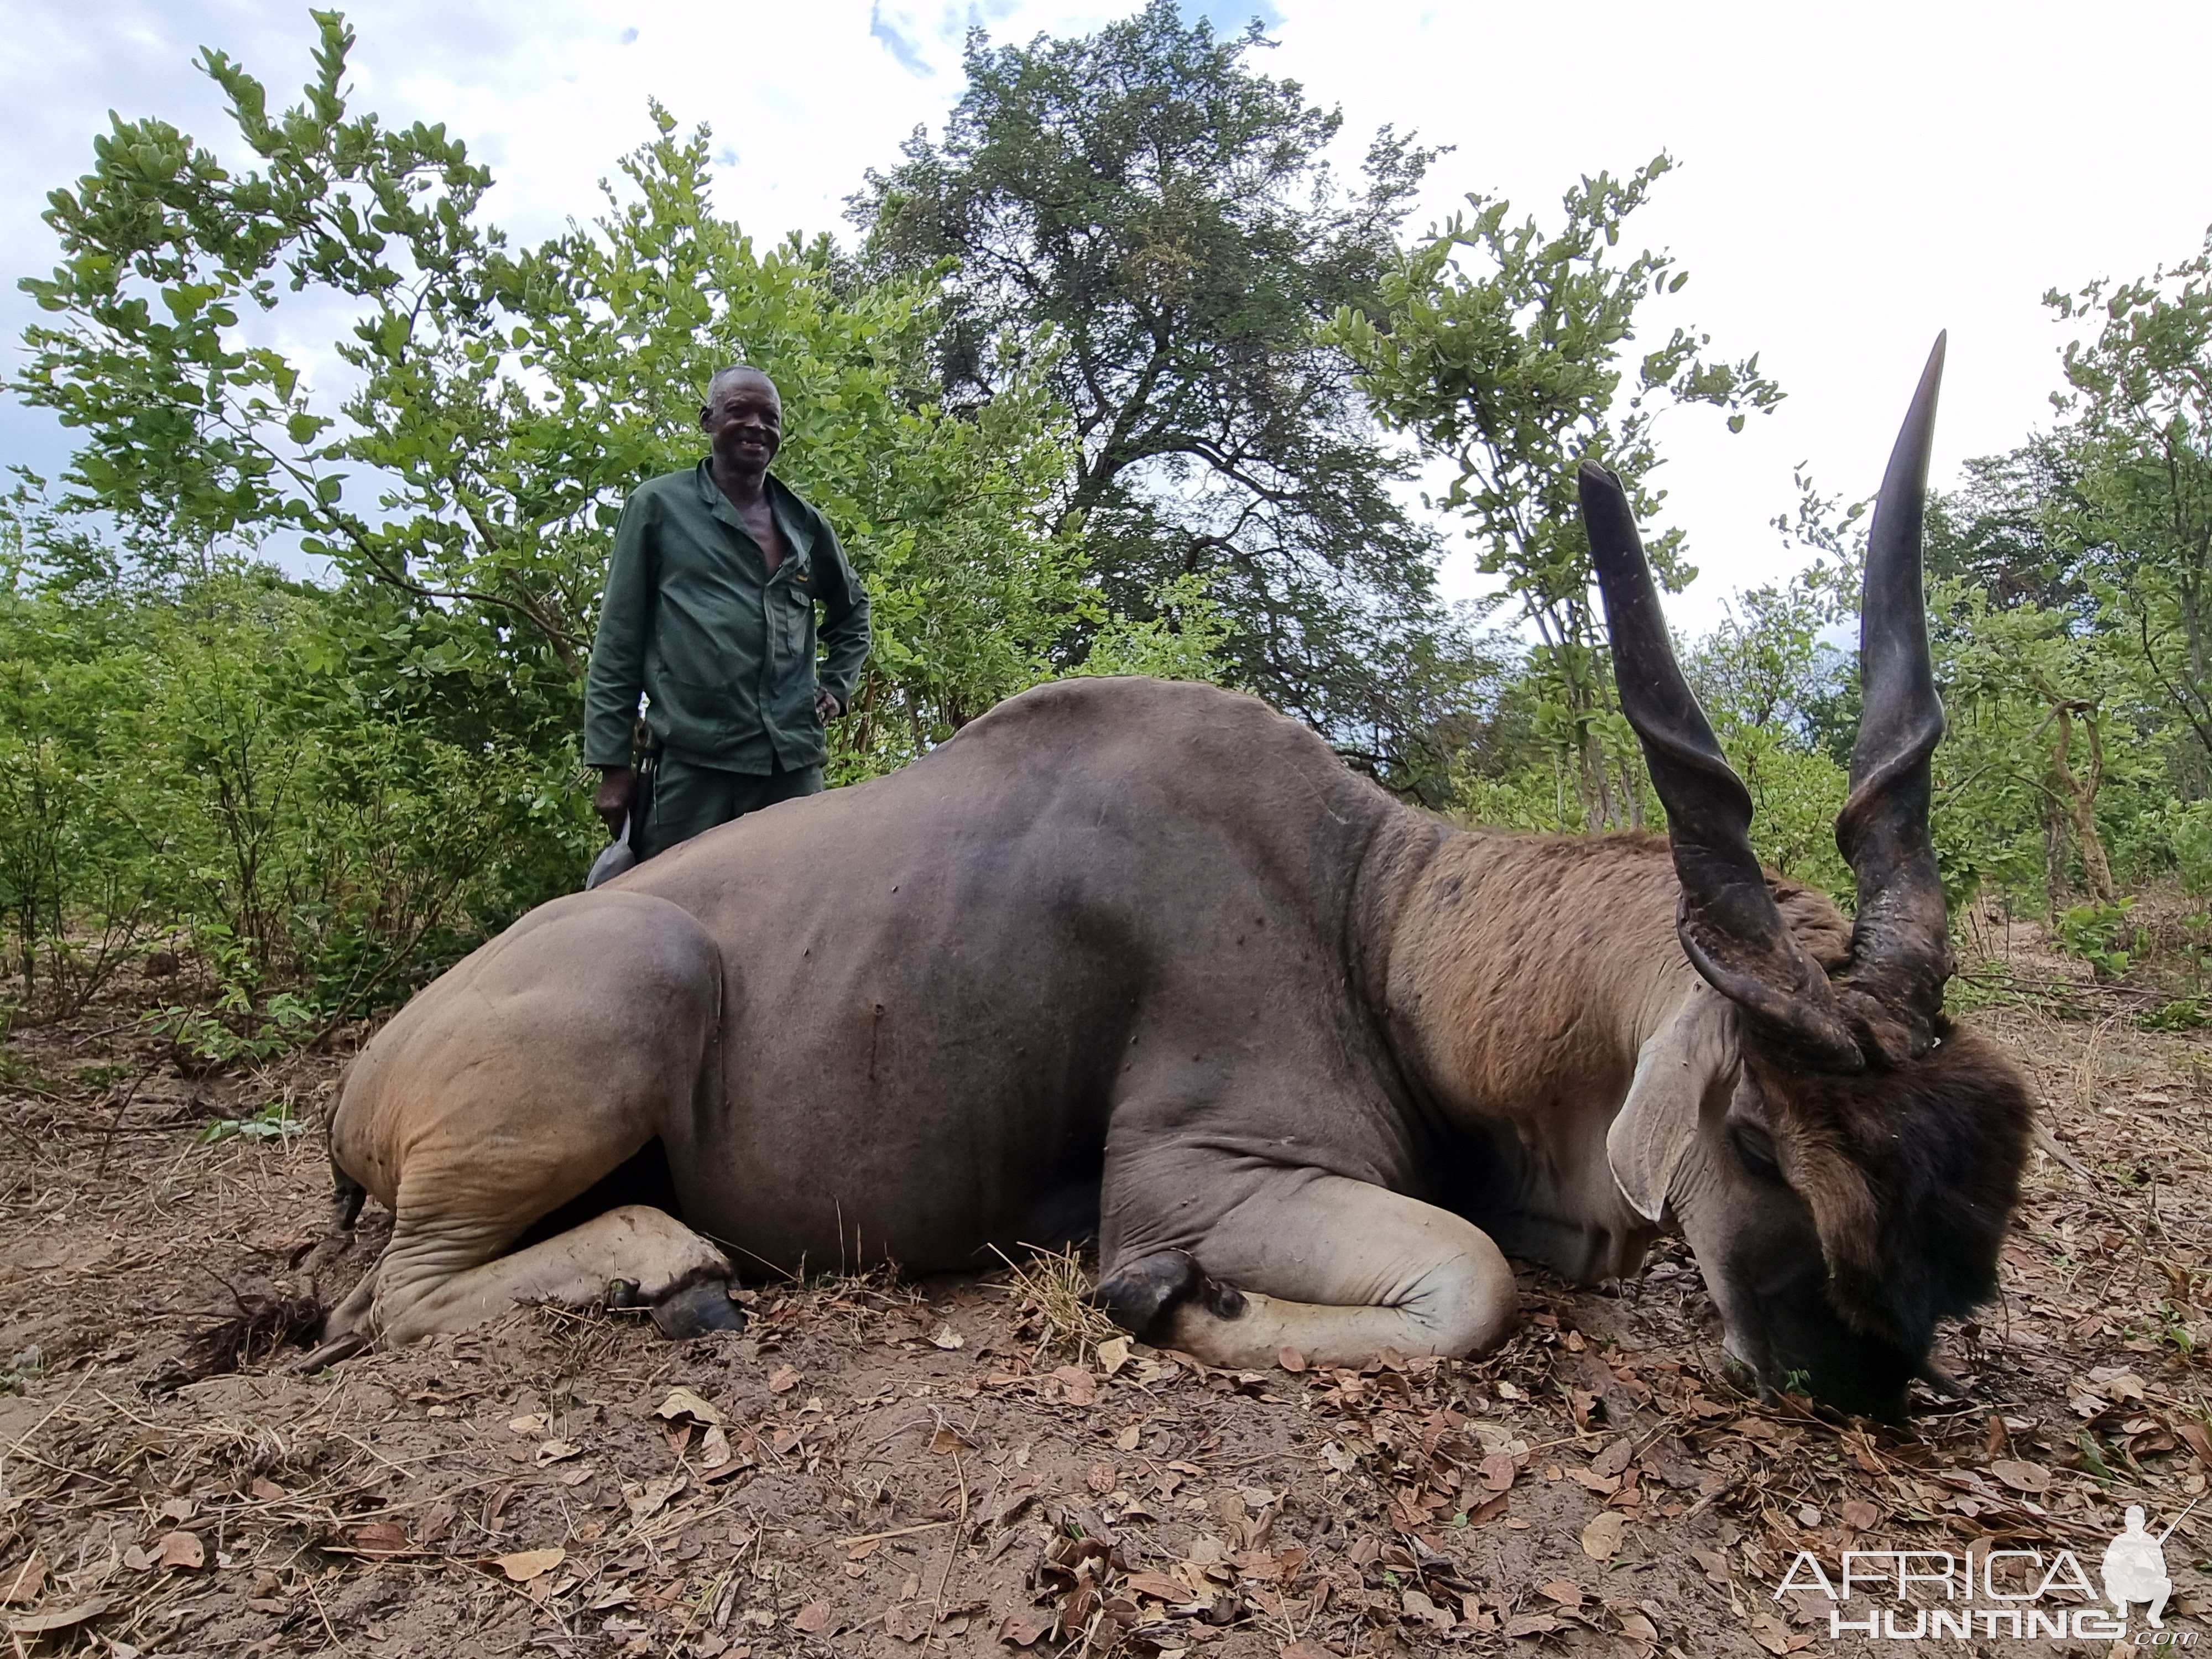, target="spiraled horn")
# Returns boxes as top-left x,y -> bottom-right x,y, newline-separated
1834,336 -> 1953,1062
1580,462 -> 1865,1072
